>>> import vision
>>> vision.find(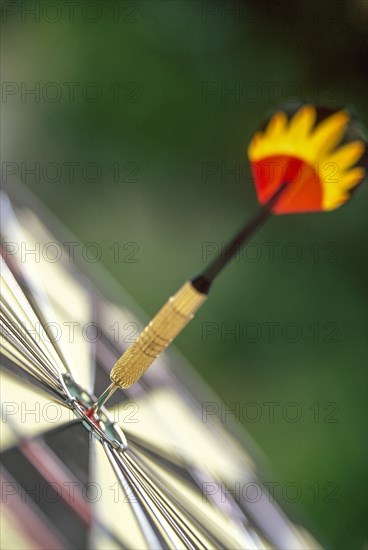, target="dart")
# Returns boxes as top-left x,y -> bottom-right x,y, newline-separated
91,103 -> 367,412
1,102 -> 366,550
